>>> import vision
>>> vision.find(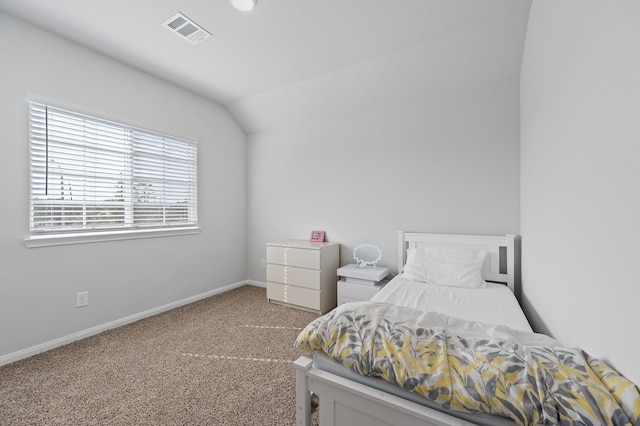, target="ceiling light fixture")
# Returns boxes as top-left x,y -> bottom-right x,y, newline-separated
231,0 -> 257,12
